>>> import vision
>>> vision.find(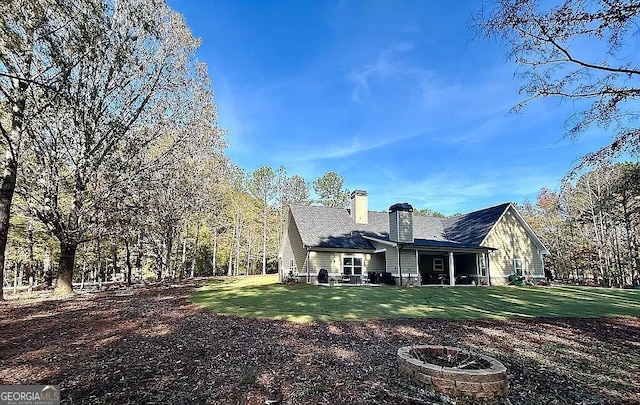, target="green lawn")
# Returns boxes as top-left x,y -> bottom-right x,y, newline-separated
190,275 -> 640,323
